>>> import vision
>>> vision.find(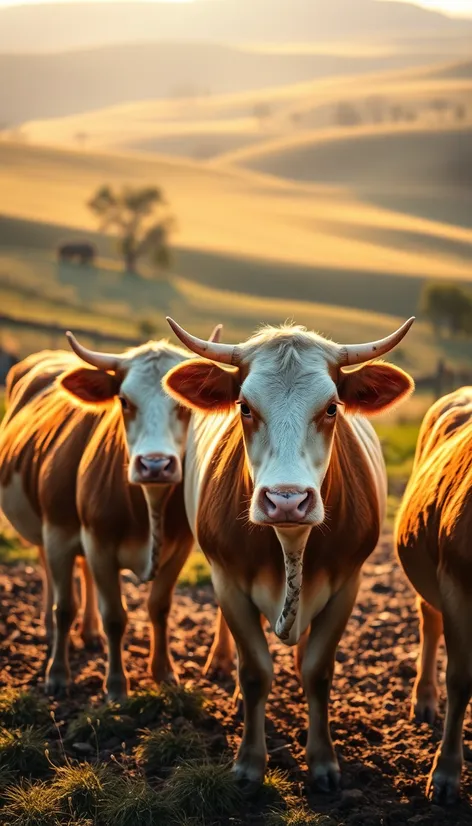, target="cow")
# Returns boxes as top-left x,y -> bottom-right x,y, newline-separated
58,242 -> 96,266
0,326 -> 221,698
396,388 -> 472,804
162,317 -> 415,787
3,350 -> 100,648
